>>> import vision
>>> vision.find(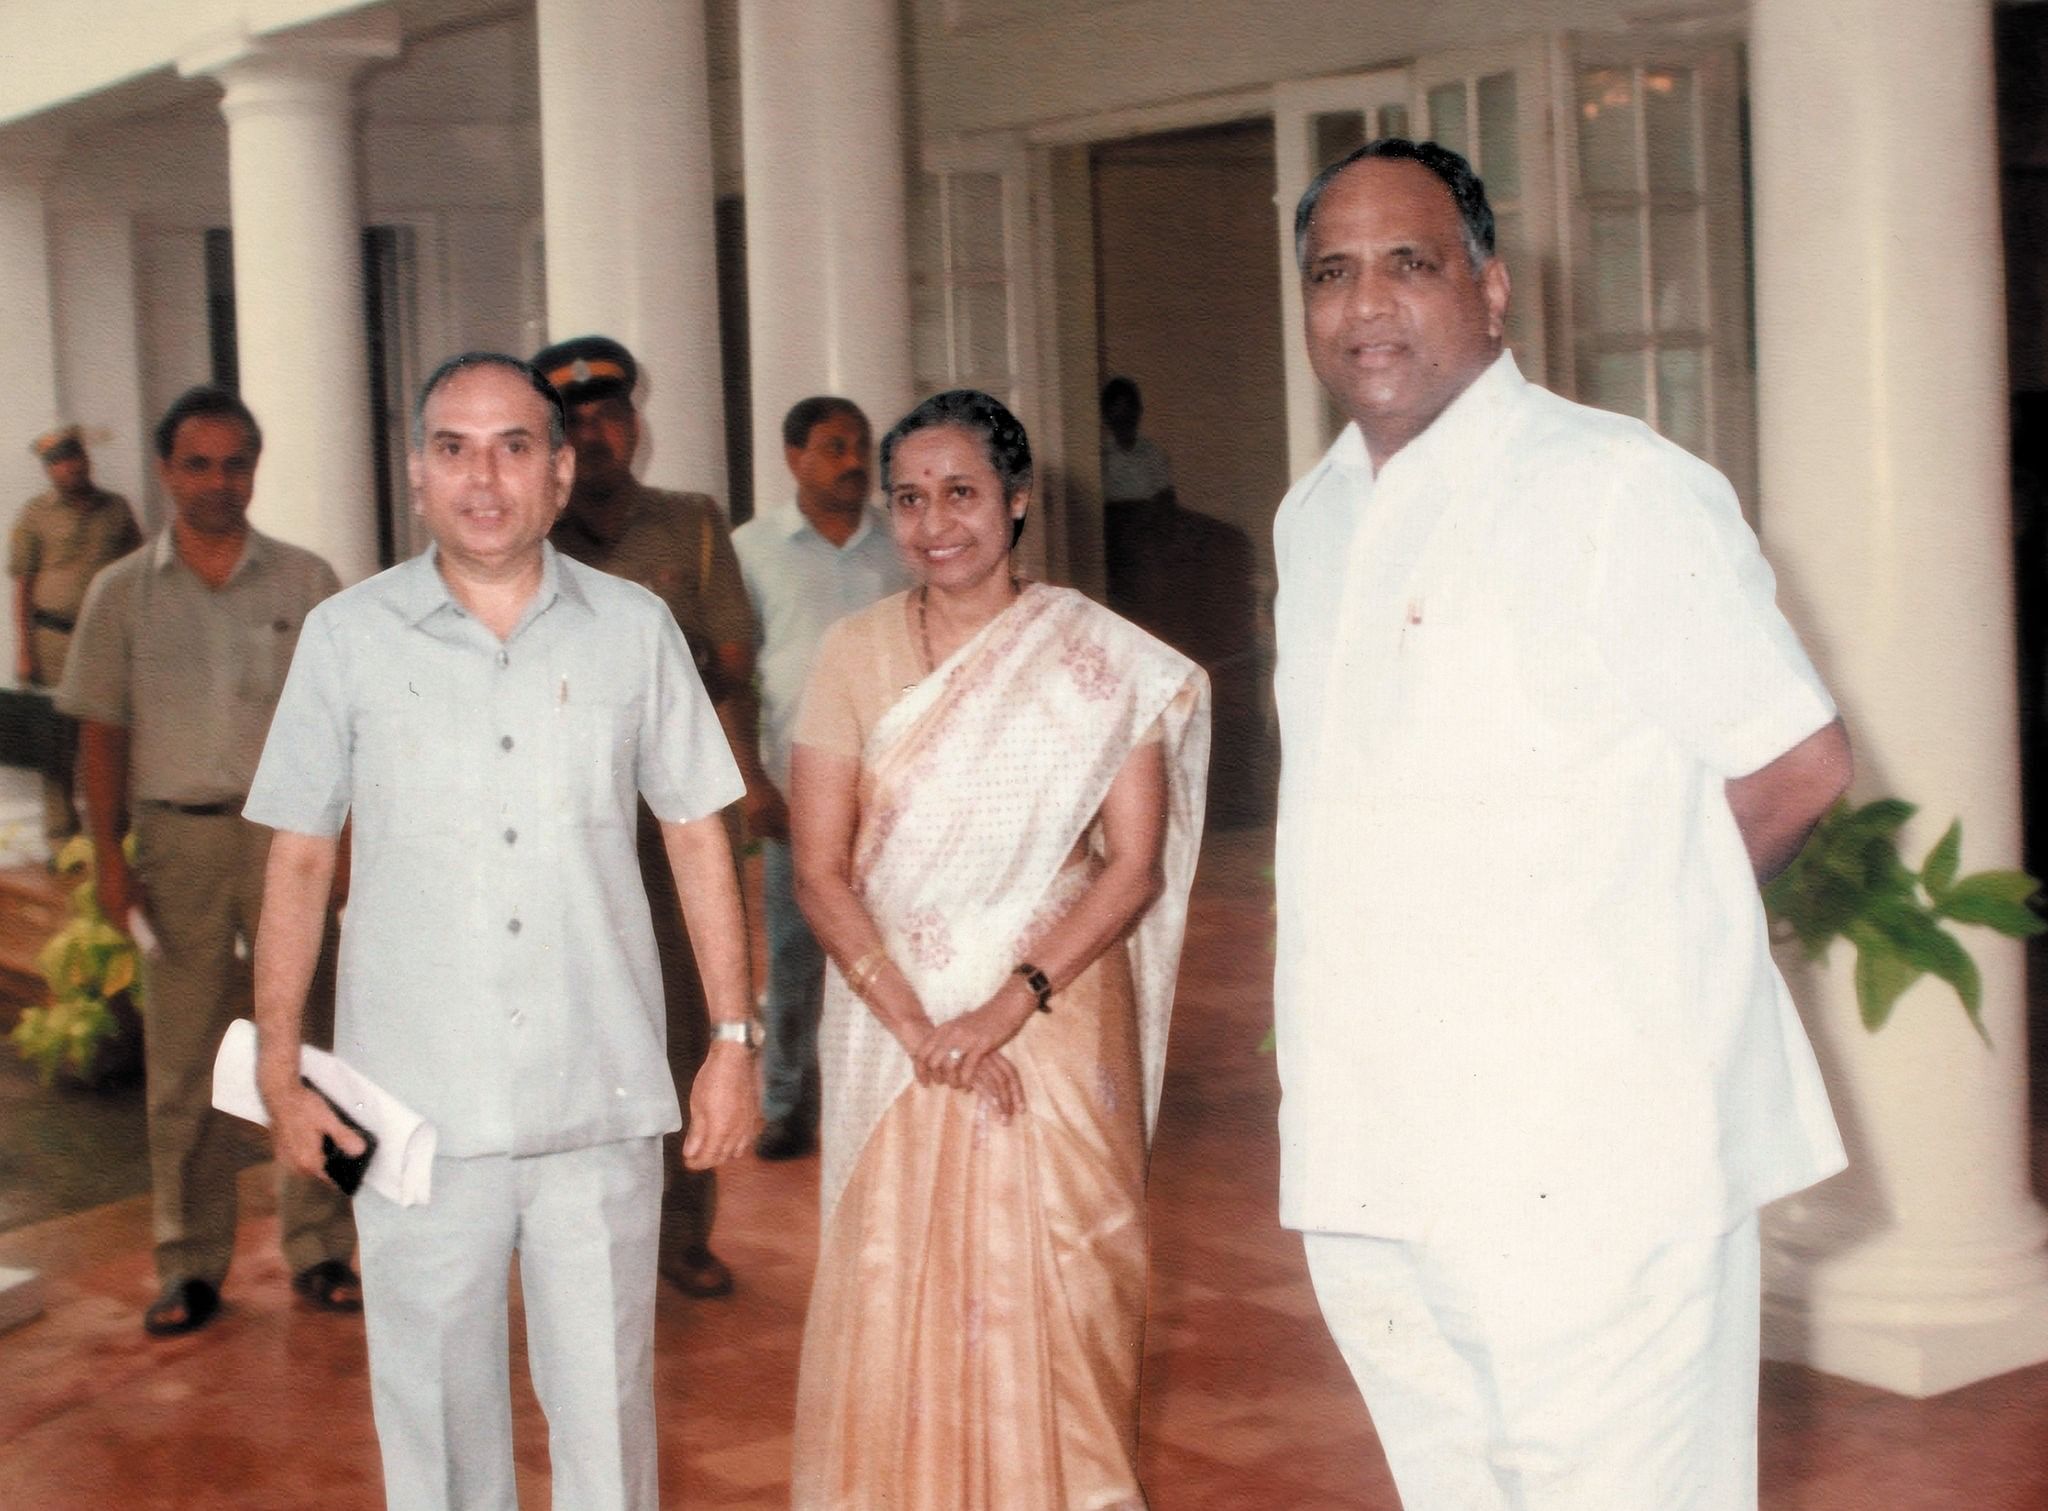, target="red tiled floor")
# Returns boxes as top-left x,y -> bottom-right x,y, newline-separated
1,827 -> 2044,1507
